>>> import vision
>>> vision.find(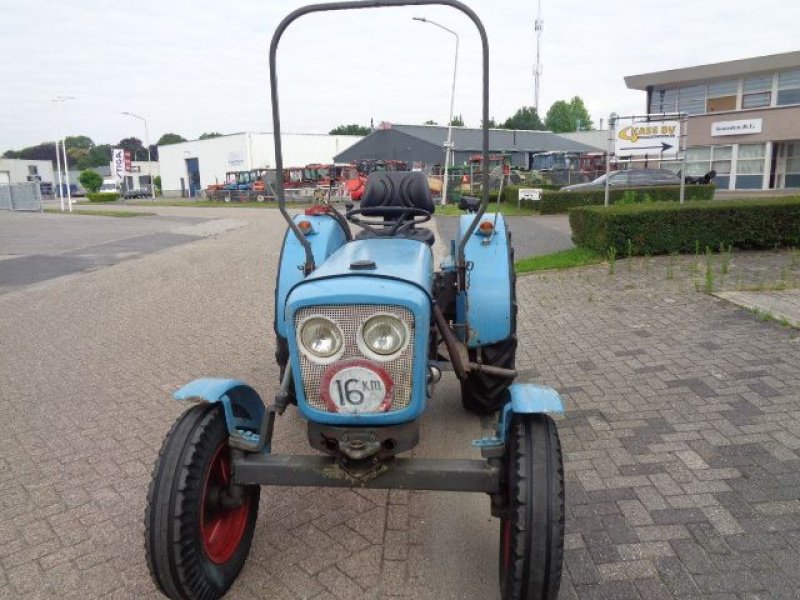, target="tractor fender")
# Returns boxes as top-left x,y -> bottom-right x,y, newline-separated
456,213 -> 512,347
498,383 -> 565,443
173,378 -> 266,436
274,214 -> 348,338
